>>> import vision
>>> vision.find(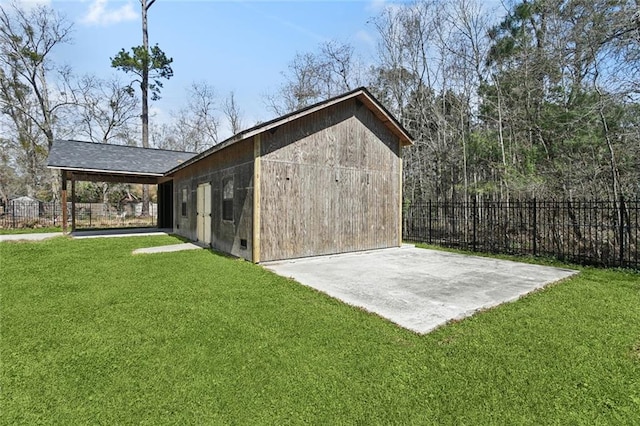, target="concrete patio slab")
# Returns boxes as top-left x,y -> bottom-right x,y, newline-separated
264,245 -> 578,334
132,242 -> 203,255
